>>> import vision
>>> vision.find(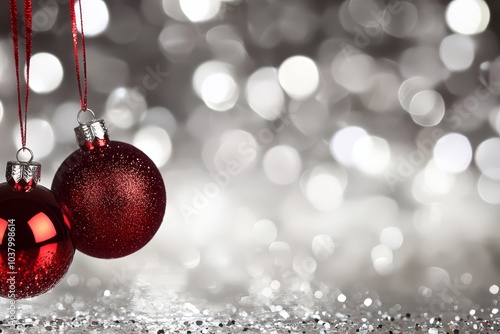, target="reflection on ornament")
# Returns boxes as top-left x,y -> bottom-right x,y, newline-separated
0,157 -> 74,299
